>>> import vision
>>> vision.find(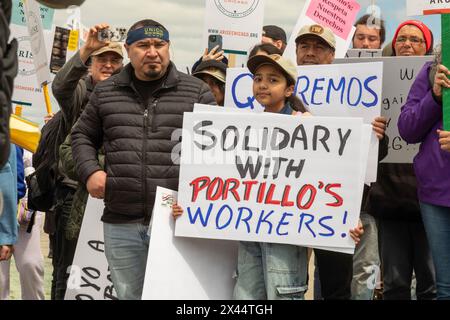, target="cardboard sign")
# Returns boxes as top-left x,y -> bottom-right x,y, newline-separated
23,0 -> 51,85
223,62 -> 382,182
334,56 -> 433,163
407,0 -> 450,15
203,0 -> 265,55
10,24 -> 56,126
284,0 -> 359,61
65,197 -> 117,300
175,112 -> 371,254
142,187 -> 238,300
